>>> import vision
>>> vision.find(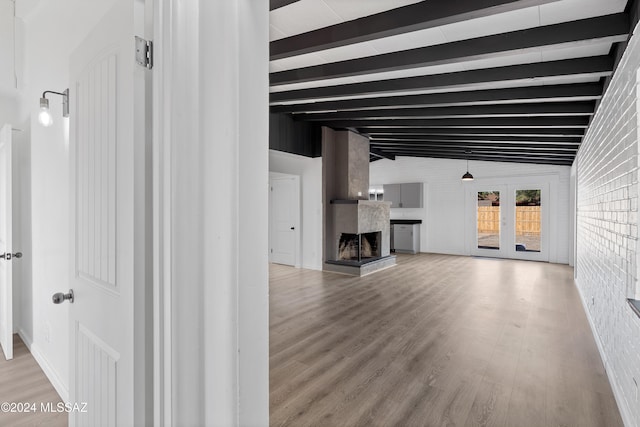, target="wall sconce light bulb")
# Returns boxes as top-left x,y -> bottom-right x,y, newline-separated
38,103 -> 53,127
